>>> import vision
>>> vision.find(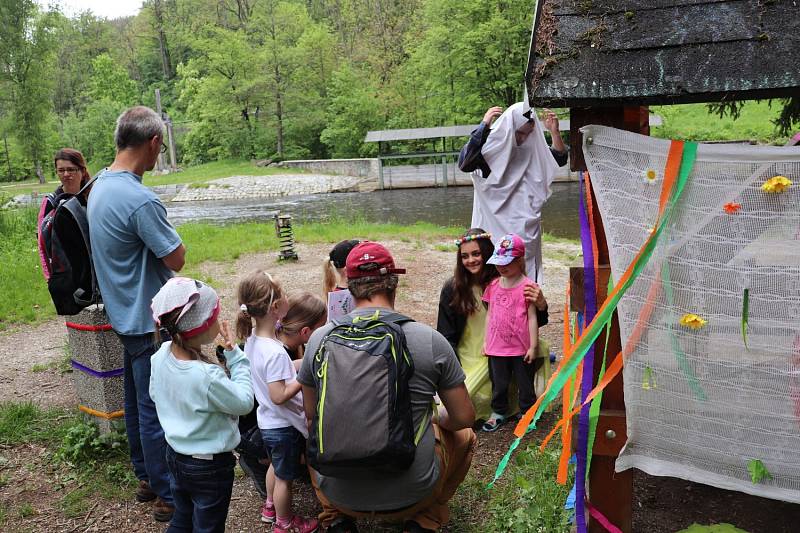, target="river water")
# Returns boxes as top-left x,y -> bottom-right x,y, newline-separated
166,182 -> 581,240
